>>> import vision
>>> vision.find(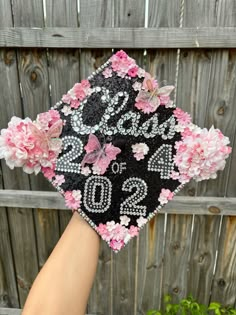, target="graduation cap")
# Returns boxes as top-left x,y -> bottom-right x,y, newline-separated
0,50 -> 231,253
